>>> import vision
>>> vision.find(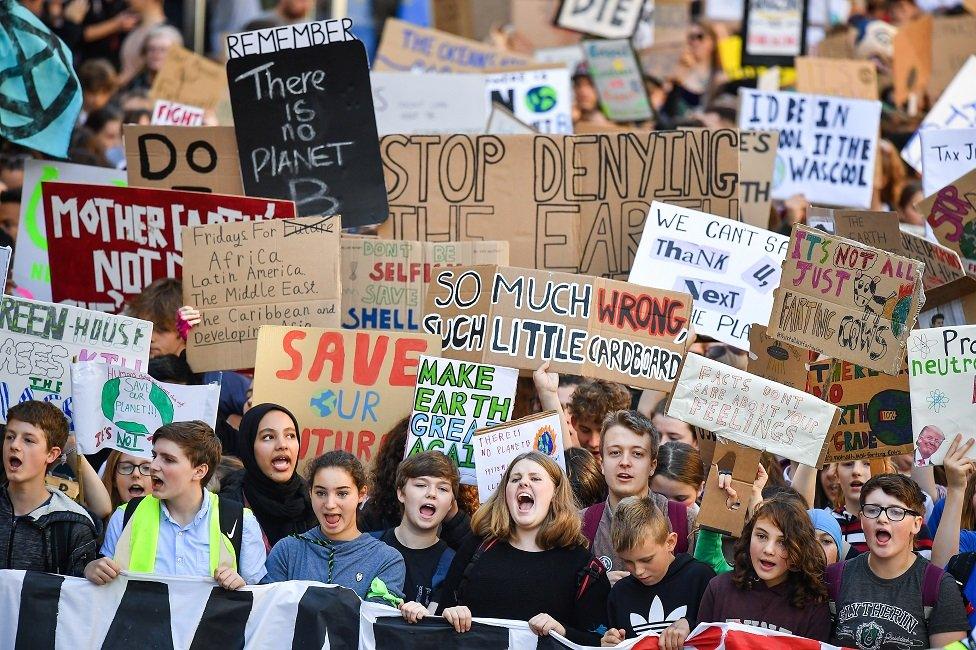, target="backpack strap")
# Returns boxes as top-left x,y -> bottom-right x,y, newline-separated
921,561 -> 946,620
826,559 -> 846,616
121,496 -> 146,530
431,546 -> 456,591
217,496 -> 244,563
667,500 -> 689,554
582,502 -> 606,547
457,538 -> 498,602
575,556 -> 607,601
947,553 -> 976,591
